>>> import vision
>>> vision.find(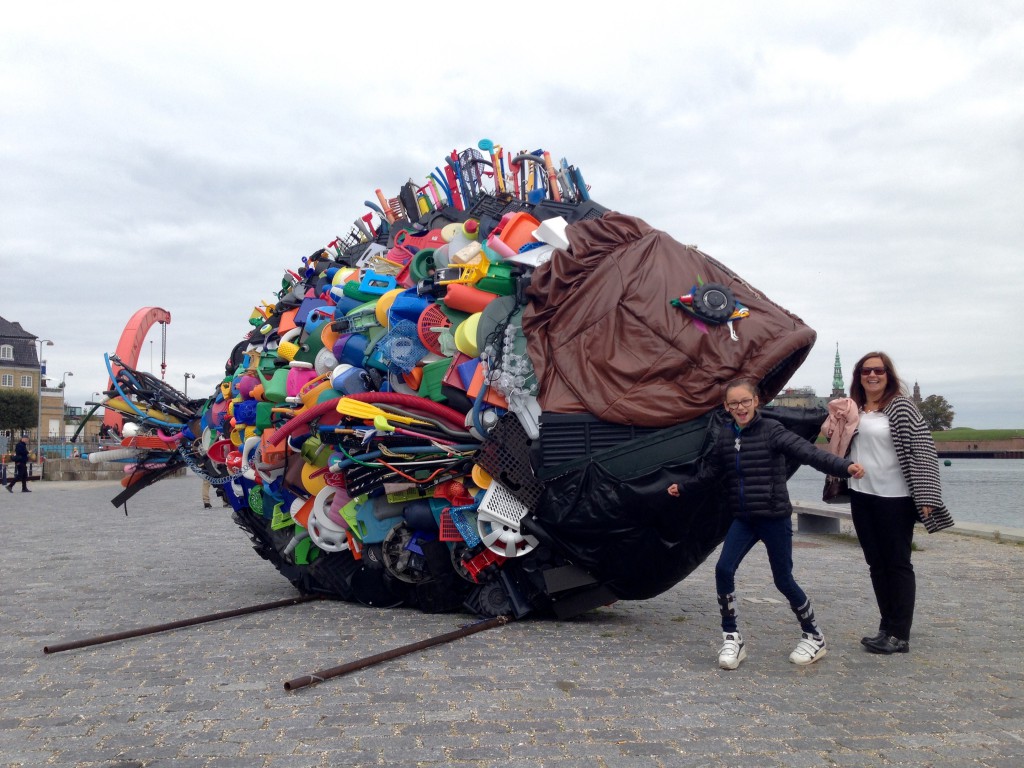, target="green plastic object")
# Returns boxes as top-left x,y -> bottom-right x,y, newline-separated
300,436 -> 331,468
339,494 -> 364,534
255,402 -> 275,431
248,486 -> 264,517
409,248 -> 437,282
270,501 -> 292,530
258,352 -> 279,374
475,262 -> 516,295
437,303 -> 471,327
419,357 -> 452,402
289,315 -> 328,364
257,365 -> 289,404
293,533 -> 316,565
343,280 -> 380,303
